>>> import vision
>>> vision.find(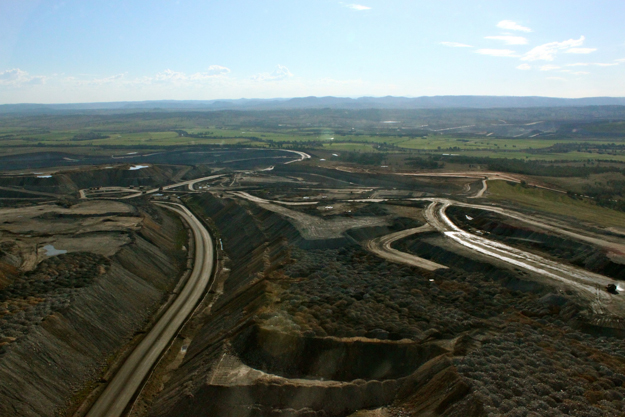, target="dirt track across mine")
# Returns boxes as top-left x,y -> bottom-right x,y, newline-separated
228,183 -> 625,317
364,224 -> 447,271
423,199 -> 625,316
